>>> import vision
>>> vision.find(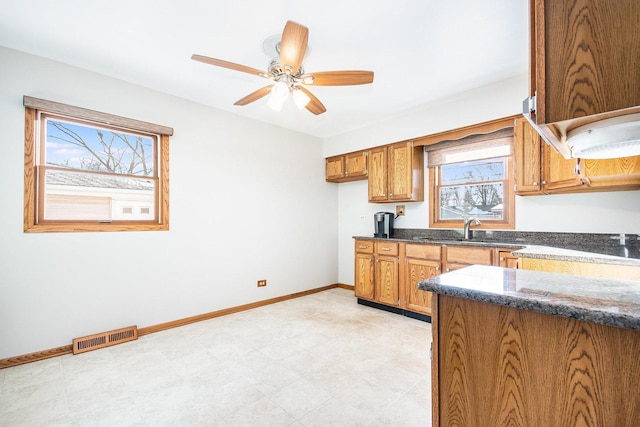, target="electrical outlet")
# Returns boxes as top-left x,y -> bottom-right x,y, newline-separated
396,205 -> 405,216
257,279 -> 267,287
